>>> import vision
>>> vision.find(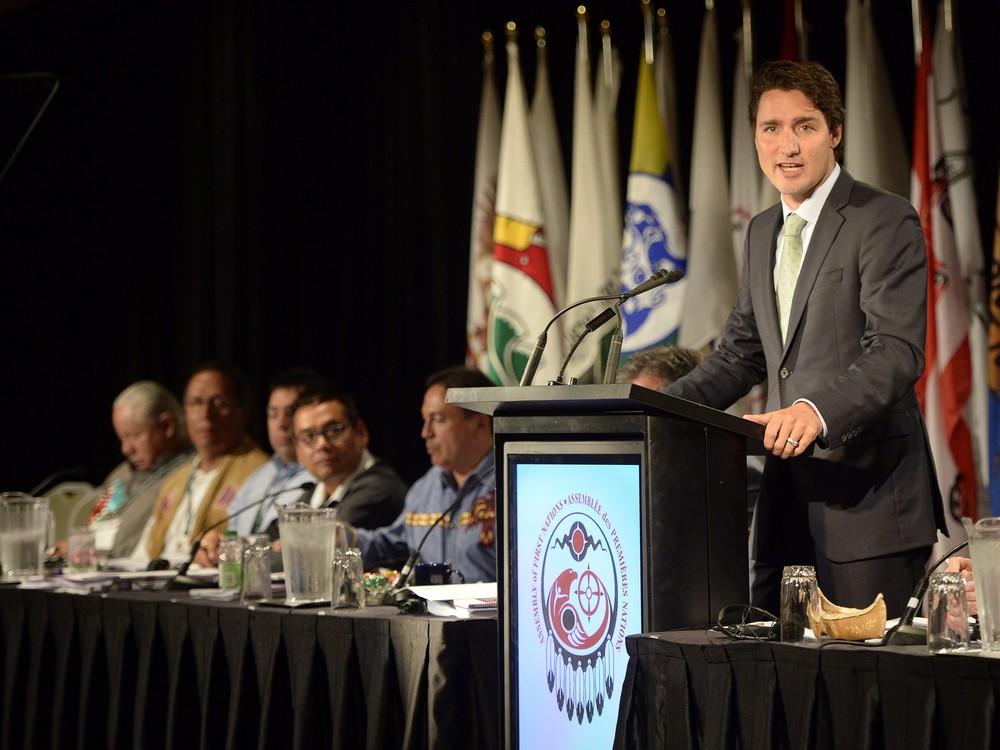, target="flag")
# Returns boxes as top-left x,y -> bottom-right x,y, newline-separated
912,5 -> 977,553
594,22 -> 623,256
730,8 -> 756,275
488,32 -> 561,386
730,5 -> 766,416
564,13 -> 618,382
678,7 -> 735,352
466,33 -> 501,376
531,28 -> 569,313
989,172 -> 1000,514
933,0 -> 987,512
780,0 -> 803,62
654,8 -> 684,214
619,7 -> 687,357
843,0 -> 909,198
